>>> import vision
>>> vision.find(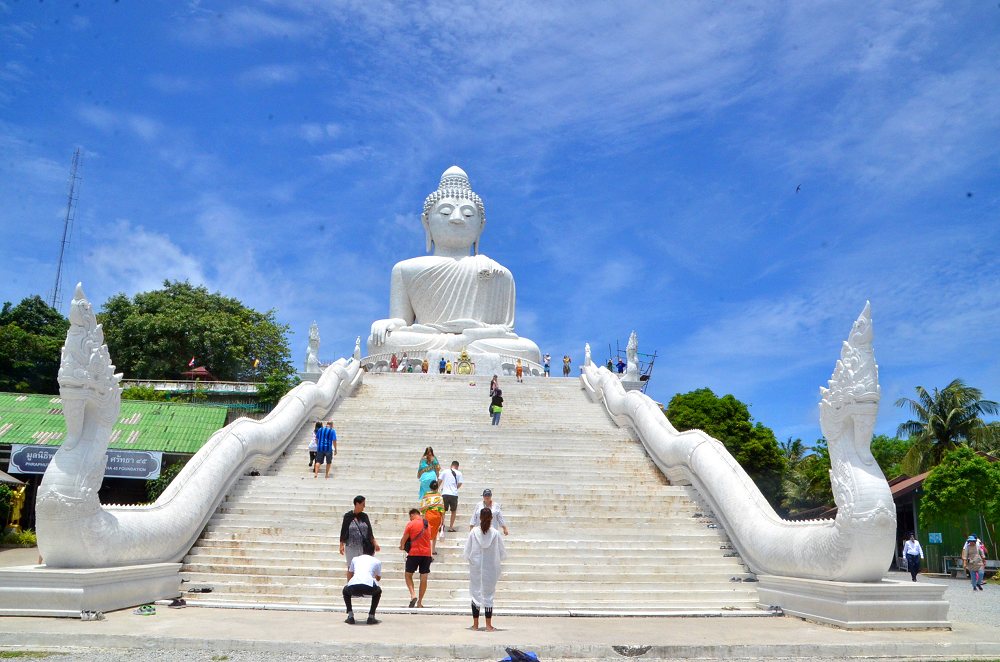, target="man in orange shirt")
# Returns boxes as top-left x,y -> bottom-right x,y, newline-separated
400,508 -> 433,608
